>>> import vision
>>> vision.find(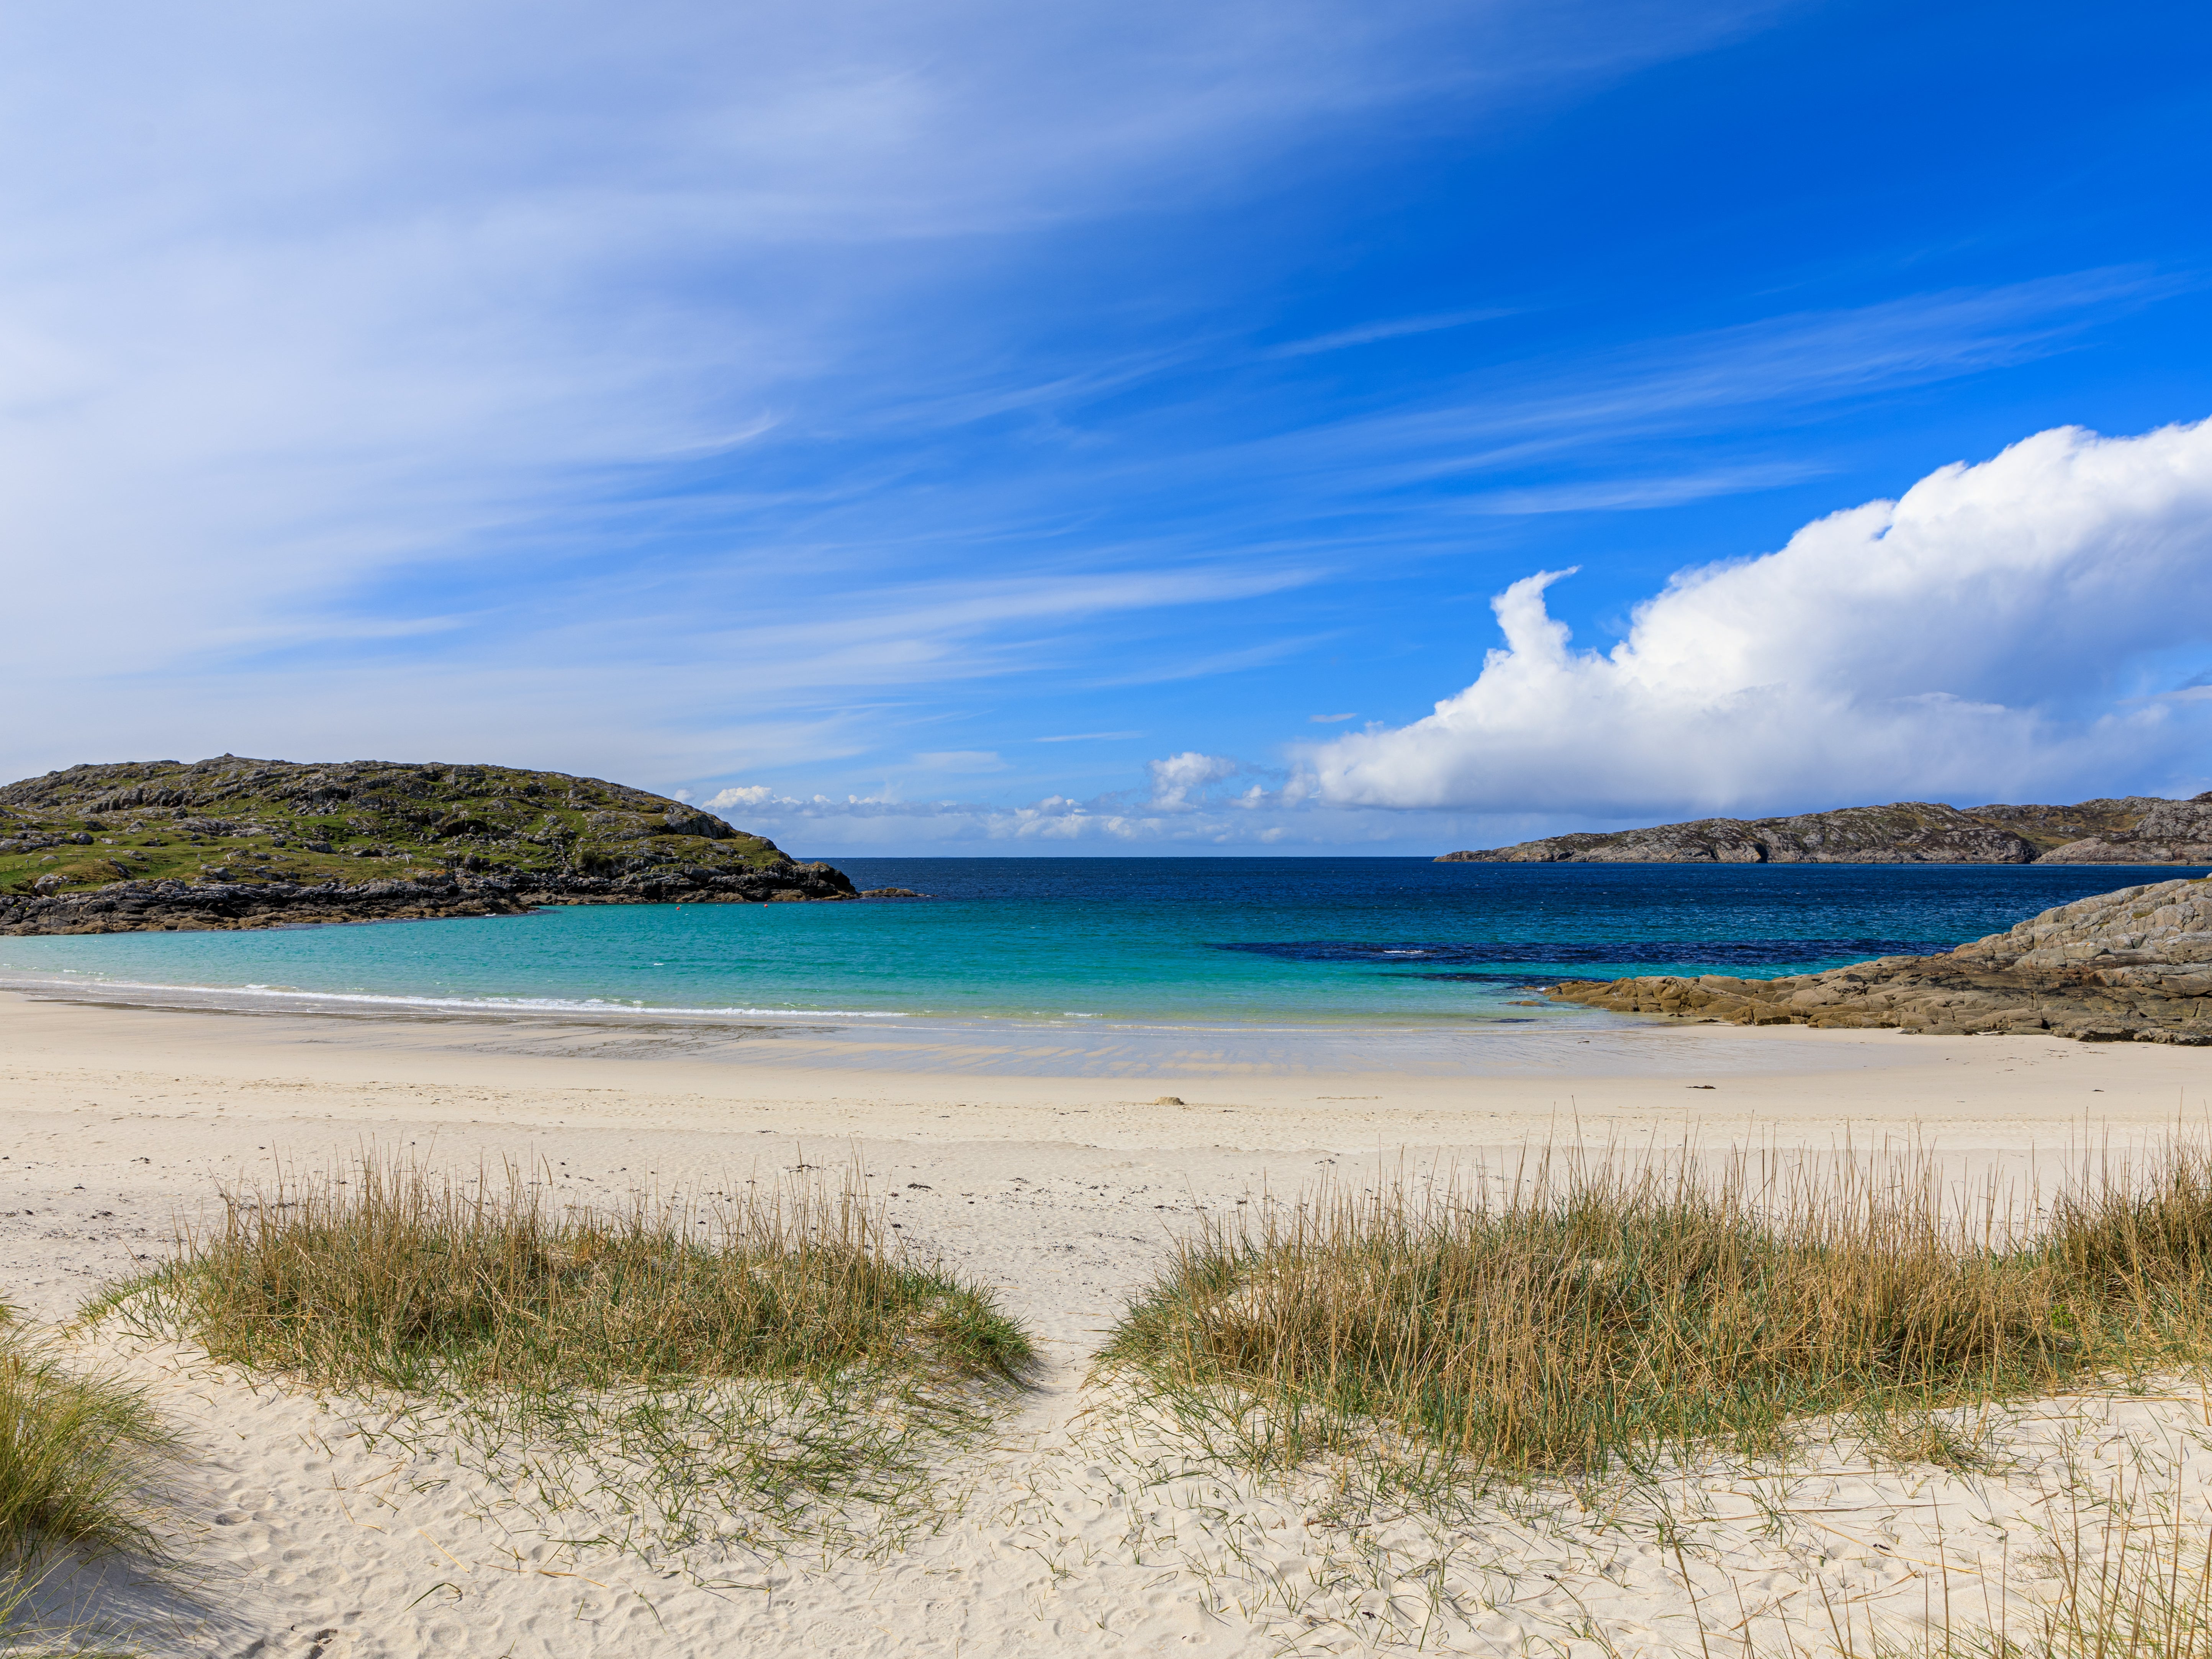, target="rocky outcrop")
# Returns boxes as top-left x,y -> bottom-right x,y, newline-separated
1546,877 -> 2212,1045
1438,802 -> 2039,865
1438,794 -> 2212,865
0,859 -> 858,936
2028,797 -> 2212,864
0,755 -> 856,933
0,874 -> 537,934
